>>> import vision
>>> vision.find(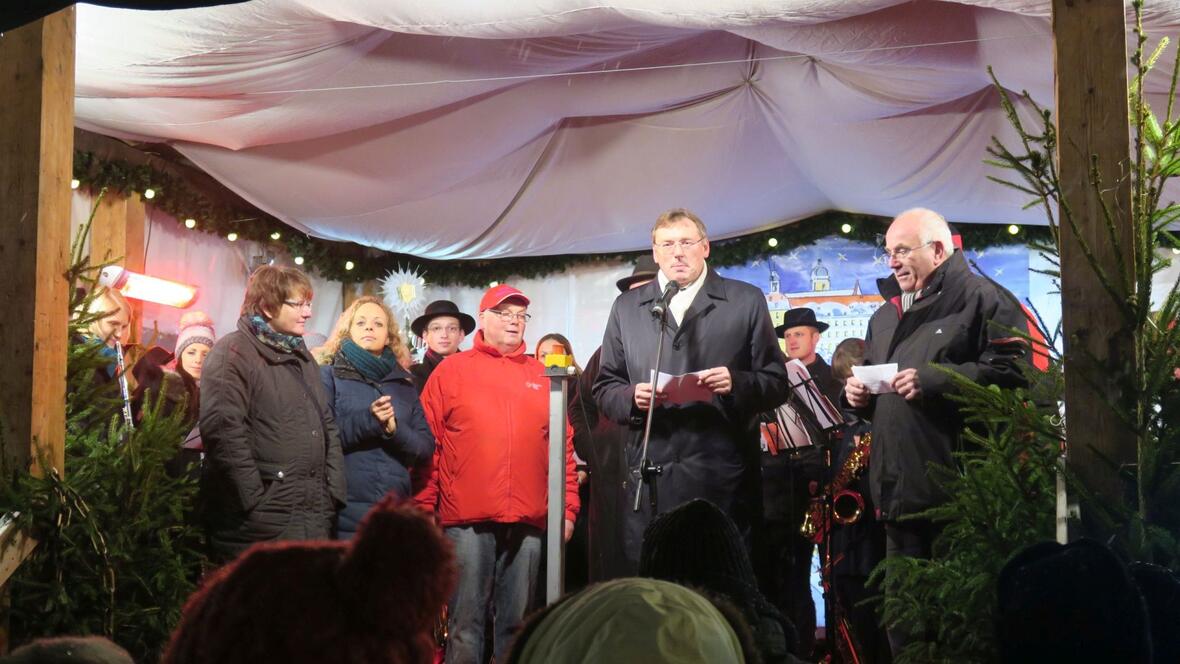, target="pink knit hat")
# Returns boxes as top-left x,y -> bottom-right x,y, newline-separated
175,311 -> 216,357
